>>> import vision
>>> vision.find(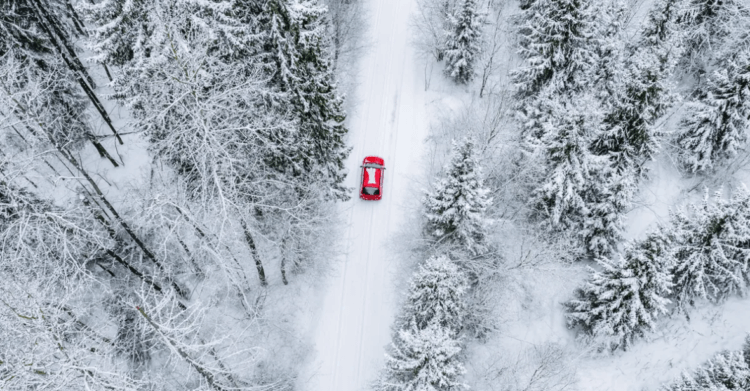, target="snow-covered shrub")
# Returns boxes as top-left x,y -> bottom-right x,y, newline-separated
472,342 -> 578,391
